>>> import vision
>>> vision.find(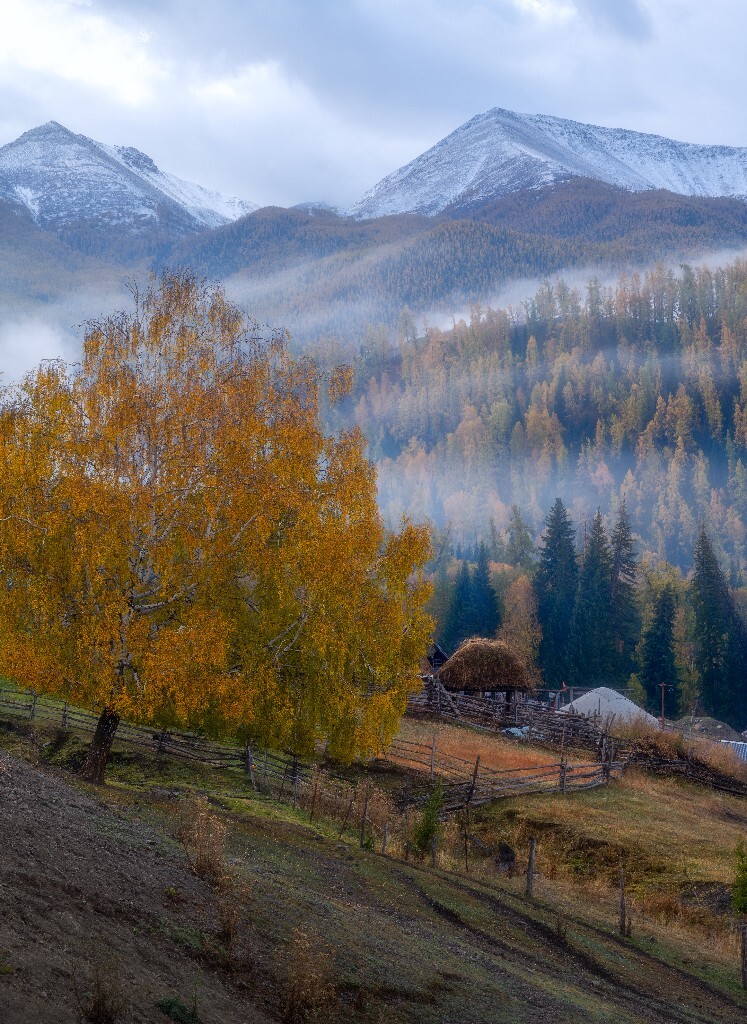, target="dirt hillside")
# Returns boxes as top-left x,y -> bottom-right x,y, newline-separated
0,749 -> 271,1024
